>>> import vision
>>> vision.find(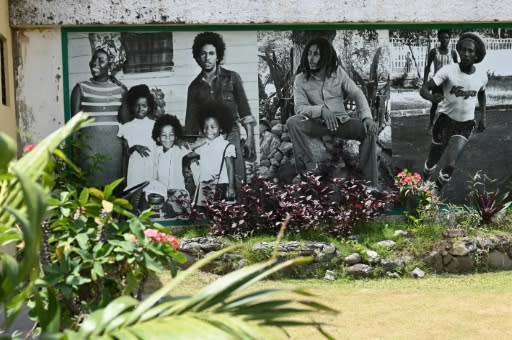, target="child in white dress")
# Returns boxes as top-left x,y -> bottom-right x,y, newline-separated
143,114 -> 198,217
192,101 -> 237,206
117,84 -> 156,188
